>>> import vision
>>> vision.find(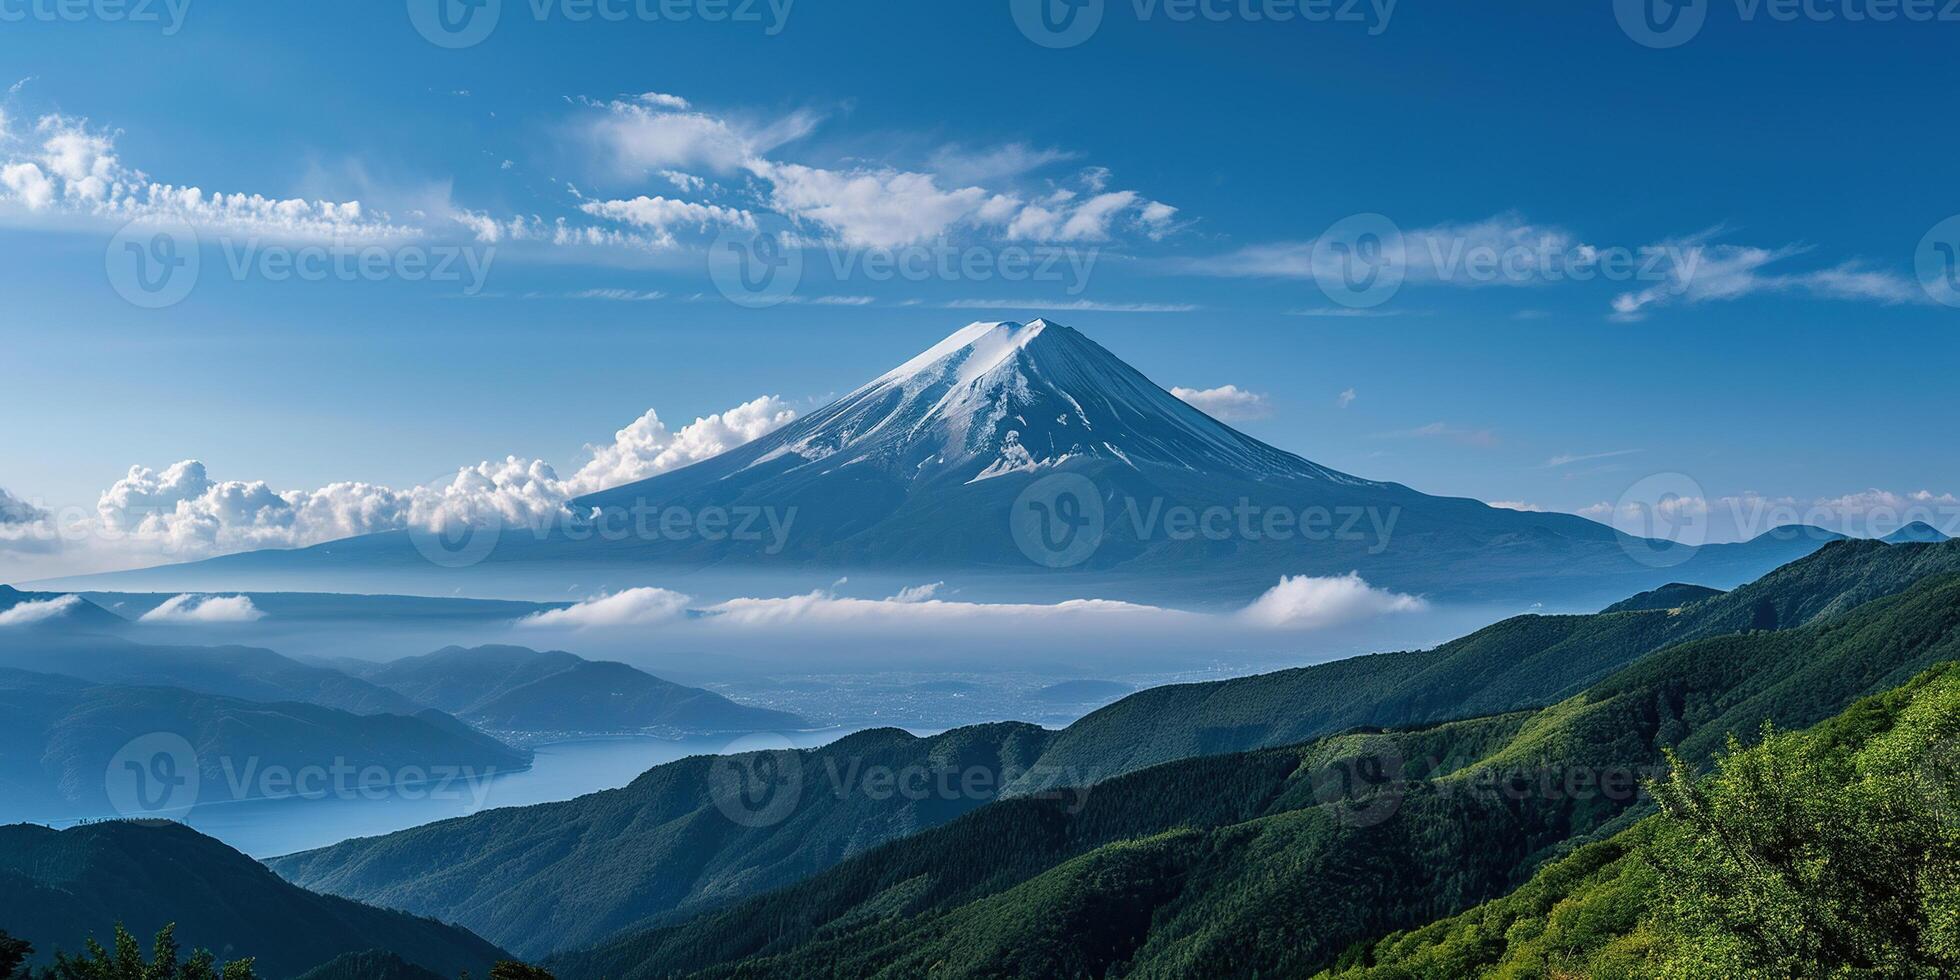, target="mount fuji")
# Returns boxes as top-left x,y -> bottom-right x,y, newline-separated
44,320 -> 1840,605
